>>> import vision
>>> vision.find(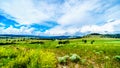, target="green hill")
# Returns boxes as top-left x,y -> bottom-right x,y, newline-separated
83,33 -> 120,38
